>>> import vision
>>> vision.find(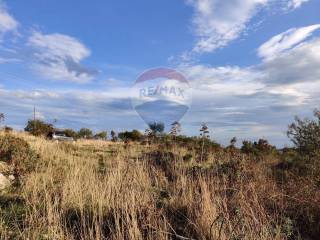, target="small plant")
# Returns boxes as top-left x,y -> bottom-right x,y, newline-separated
97,156 -> 107,175
4,126 -> 13,133
0,113 -> 5,129
183,153 -> 193,162
199,123 -> 210,162
170,121 -> 181,150
170,121 -> 181,138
